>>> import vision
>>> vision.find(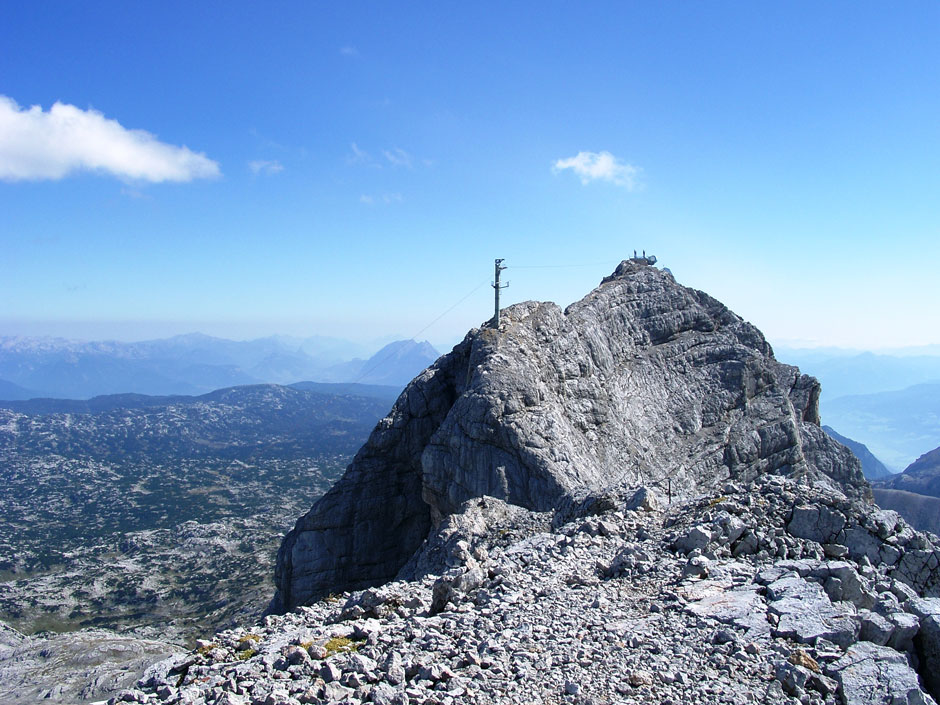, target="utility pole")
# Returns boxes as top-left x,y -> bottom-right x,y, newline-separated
492,258 -> 508,329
